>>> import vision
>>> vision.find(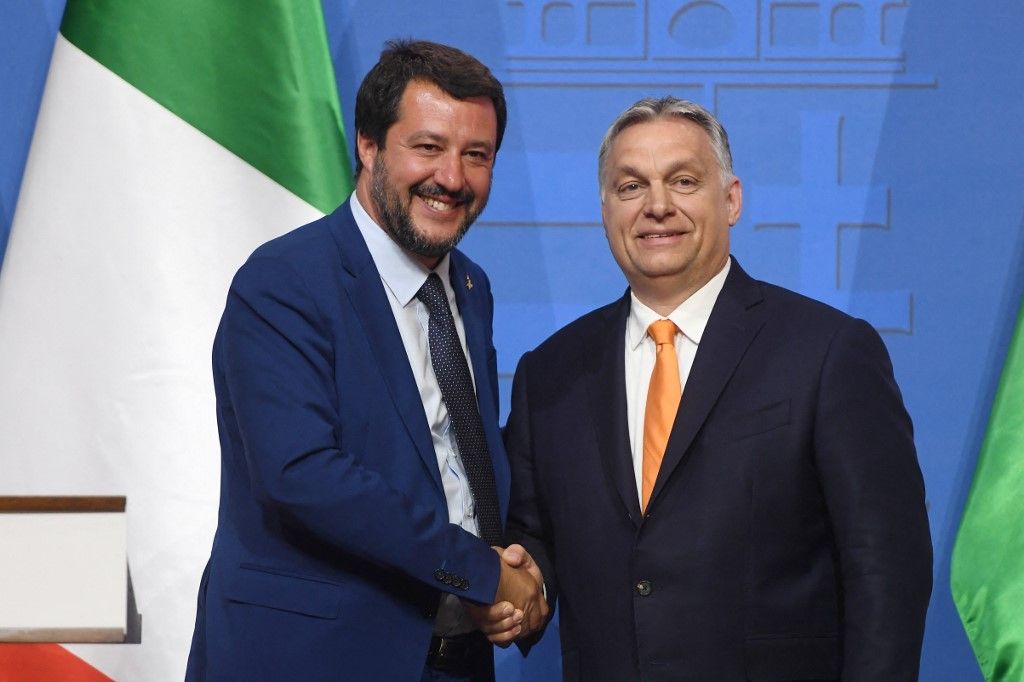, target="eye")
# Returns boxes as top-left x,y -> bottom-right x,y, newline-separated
465,149 -> 493,162
672,176 -> 699,192
417,143 -> 441,153
616,181 -> 643,198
